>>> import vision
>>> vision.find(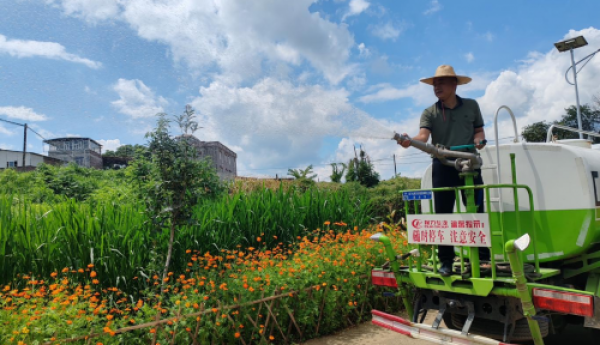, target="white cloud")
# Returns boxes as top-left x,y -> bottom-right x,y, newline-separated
0,142 -> 16,150
0,125 -> 15,136
358,43 -> 371,57
191,77 -> 395,176
0,106 -> 48,121
52,0 -> 355,84
343,0 -> 370,20
370,22 -> 403,41
370,55 -> 391,75
359,71 -> 493,104
97,139 -> 122,152
359,83 -> 432,105
0,34 -> 101,69
48,0 -> 122,23
84,86 -> 97,95
482,31 -> 494,42
478,27 -> 600,141
111,79 -> 167,118
465,52 -> 475,63
423,0 -> 442,15
29,124 -> 56,140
